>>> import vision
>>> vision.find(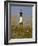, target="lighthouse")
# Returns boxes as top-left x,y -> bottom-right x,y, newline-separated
19,9 -> 23,25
